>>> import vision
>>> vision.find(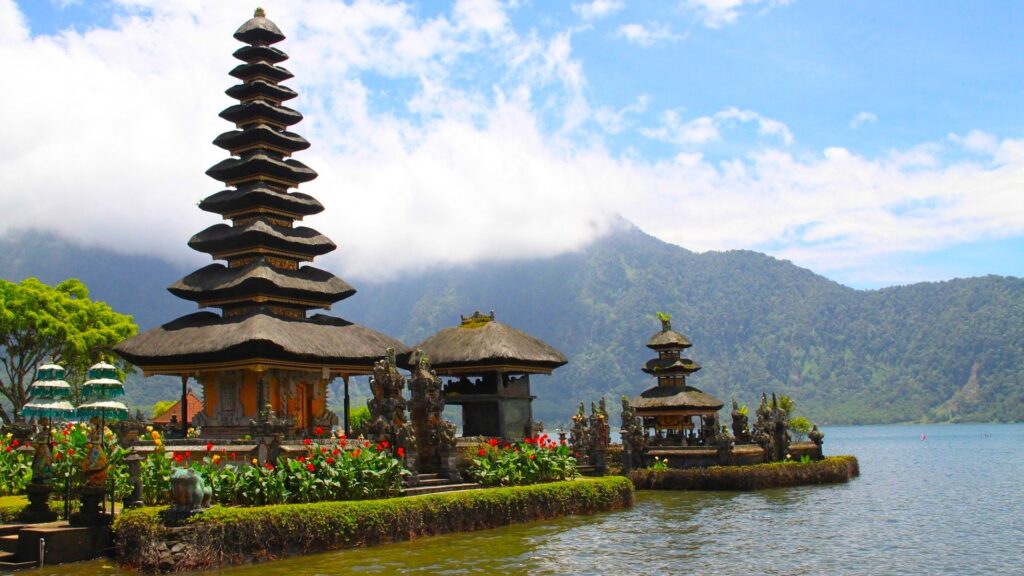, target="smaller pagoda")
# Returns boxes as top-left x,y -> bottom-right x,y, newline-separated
407,311 -> 567,440
631,314 -> 723,446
